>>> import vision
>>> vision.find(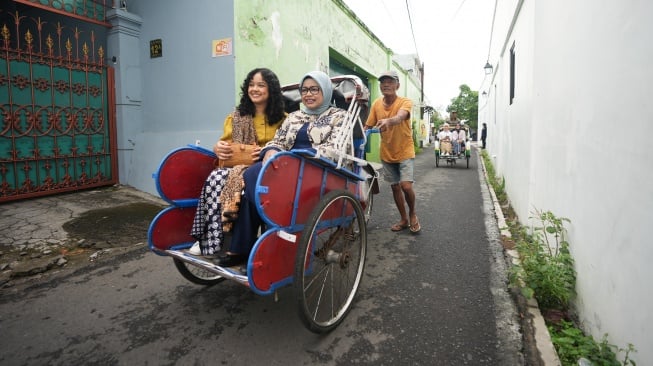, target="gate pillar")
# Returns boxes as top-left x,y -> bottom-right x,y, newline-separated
107,9 -> 143,185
